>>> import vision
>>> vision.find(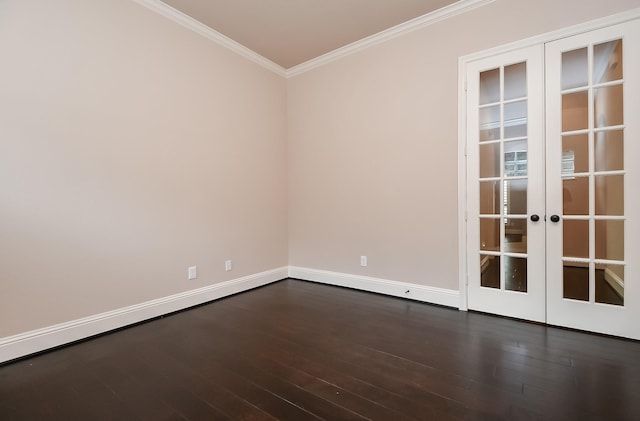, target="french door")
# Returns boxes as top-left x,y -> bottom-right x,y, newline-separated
466,45 -> 546,322
465,20 -> 640,339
